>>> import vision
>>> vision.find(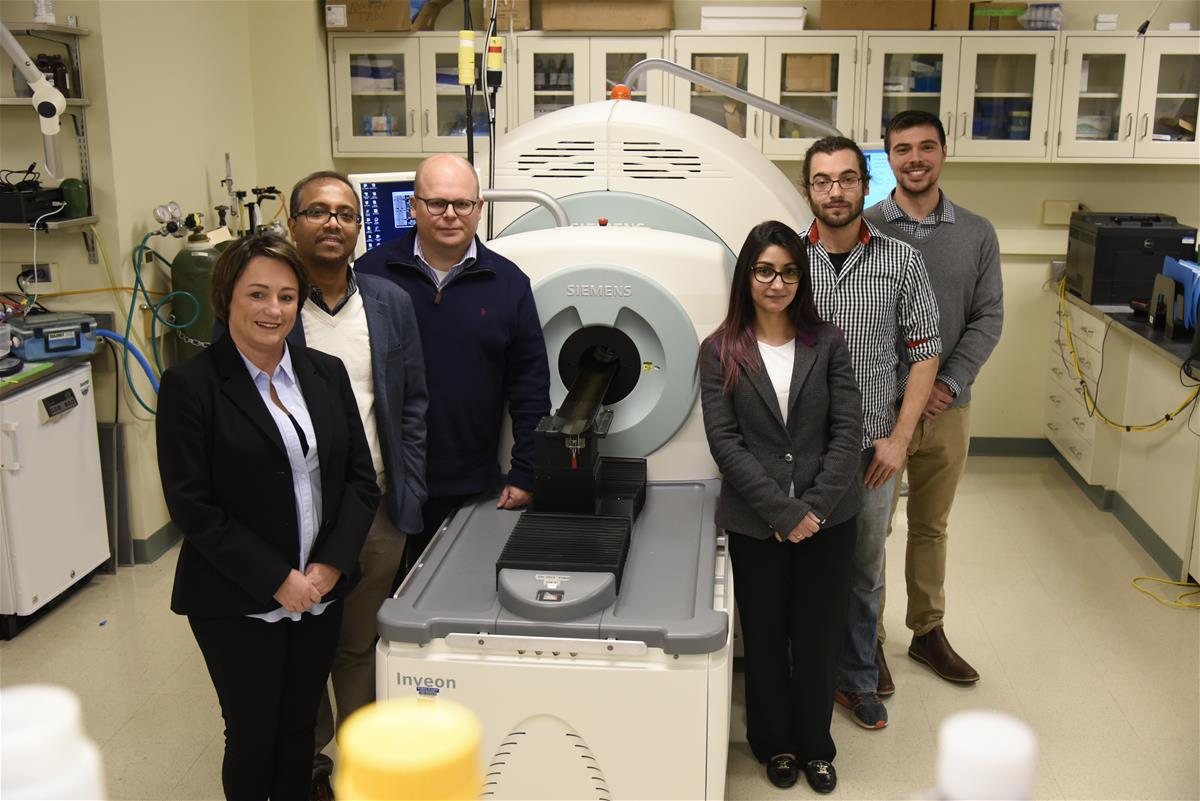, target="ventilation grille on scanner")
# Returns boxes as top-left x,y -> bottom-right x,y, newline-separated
512,140 -> 597,178
497,513 -> 631,589
619,140 -> 709,180
597,457 -> 647,521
